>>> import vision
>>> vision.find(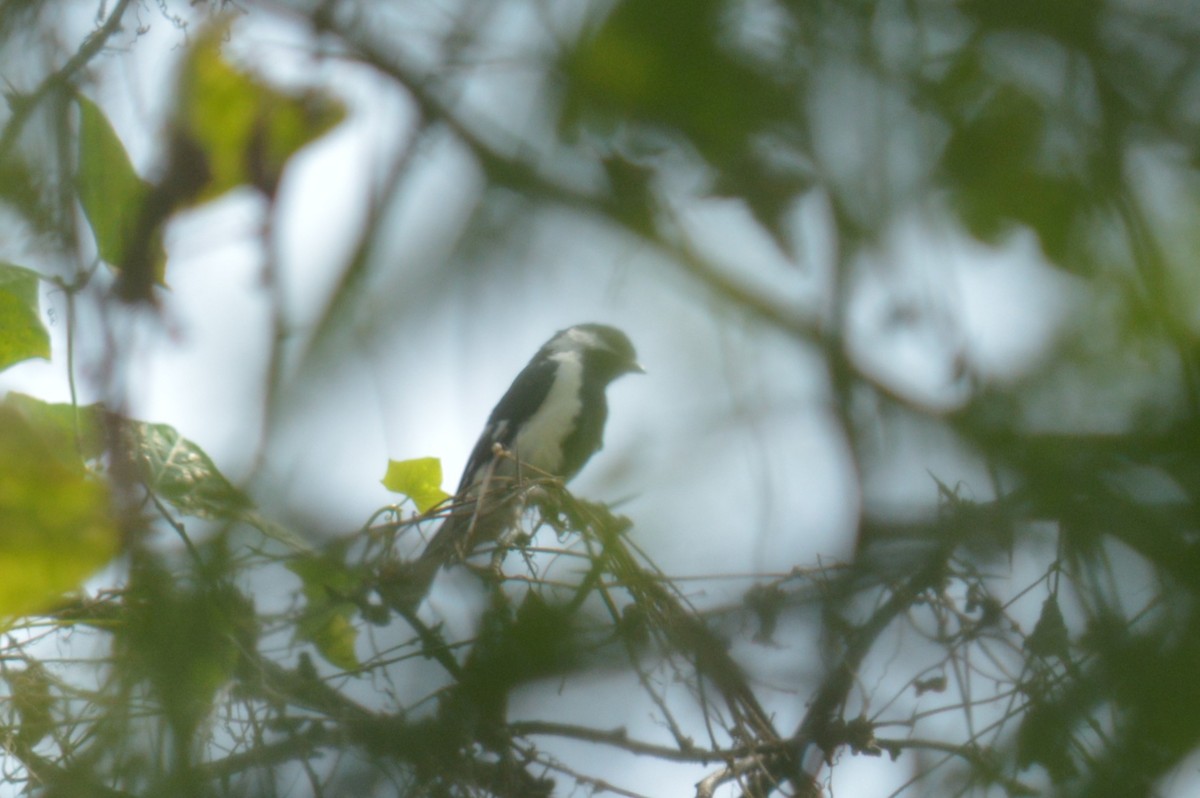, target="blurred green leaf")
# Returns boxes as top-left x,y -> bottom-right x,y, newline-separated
451,593 -> 579,733
939,77 -> 1090,263
4,394 -> 299,545
961,0 -> 1102,50
287,554 -> 361,670
76,95 -> 165,283
3,392 -> 105,465
121,561 -> 256,742
177,22 -> 346,200
0,156 -> 54,237
123,417 -> 311,550
1026,594 -> 1070,660
126,420 -> 252,521
297,608 -> 360,671
0,405 -> 118,620
287,552 -> 360,600
1015,691 -> 1082,783
382,457 -> 450,514
564,0 -> 786,166
0,263 -> 48,371
599,154 -> 658,236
